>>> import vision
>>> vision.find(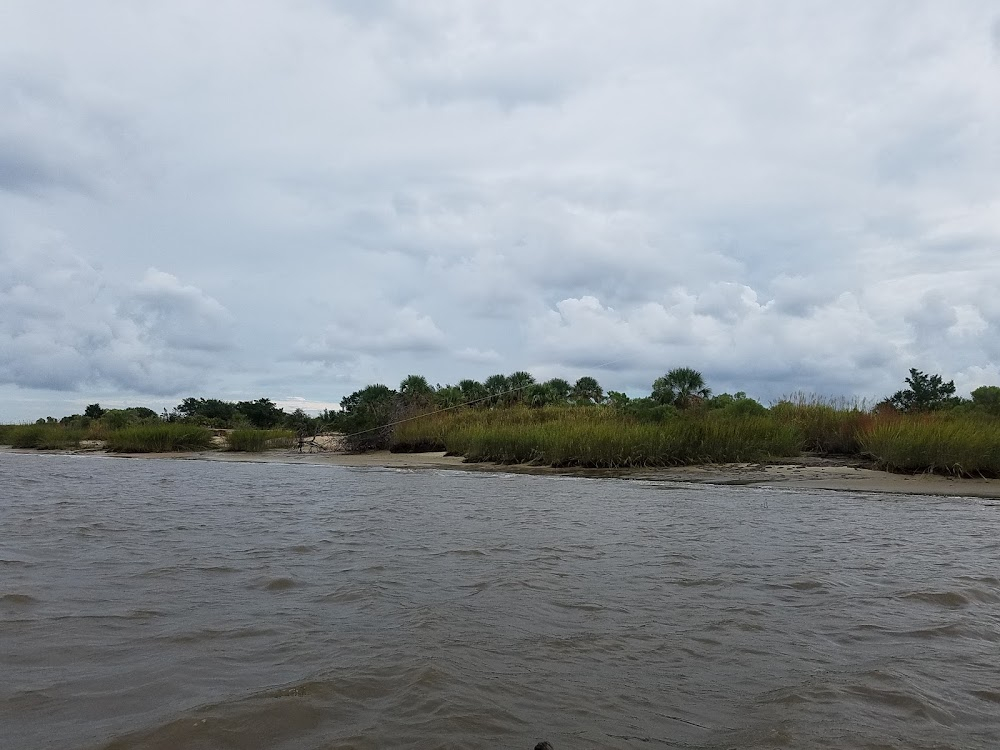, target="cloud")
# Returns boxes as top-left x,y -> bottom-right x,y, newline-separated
294,306 -> 448,364
0,231 -> 234,395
